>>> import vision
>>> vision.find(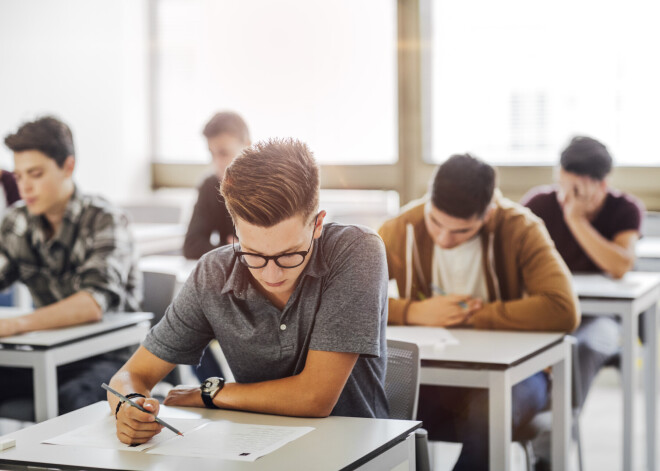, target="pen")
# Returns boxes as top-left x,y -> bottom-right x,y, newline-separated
430,284 -> 469,309
101,383 -> 184,436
